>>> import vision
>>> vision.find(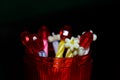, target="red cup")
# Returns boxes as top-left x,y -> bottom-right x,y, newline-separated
24,51 -> 92,80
